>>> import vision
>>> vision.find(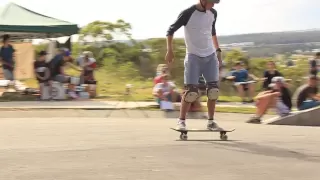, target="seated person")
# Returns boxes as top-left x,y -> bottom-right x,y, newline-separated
153,74 -> 175,106
156,64 -> 168,76
262,61 -> 283,90
309,52 -> 320,76
294,75 -> 320,110
34,51 -> 51,97
227,62 -> 258,103
247,77 -> 292,124
48,48 -> 77,98
49,48 -> 73,83
77,51 -> 97,84
154,64 -> 169,85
